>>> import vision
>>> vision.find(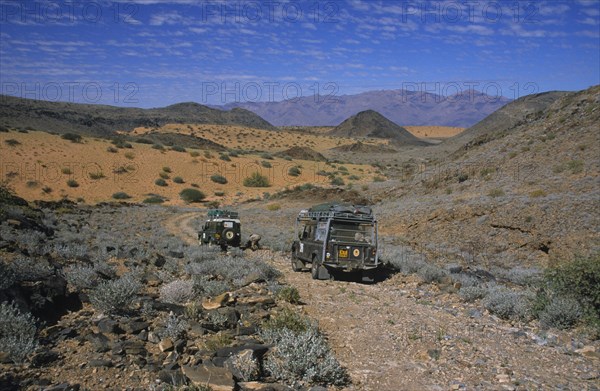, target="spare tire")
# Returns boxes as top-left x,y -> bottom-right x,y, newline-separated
222,228 -> 235,243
